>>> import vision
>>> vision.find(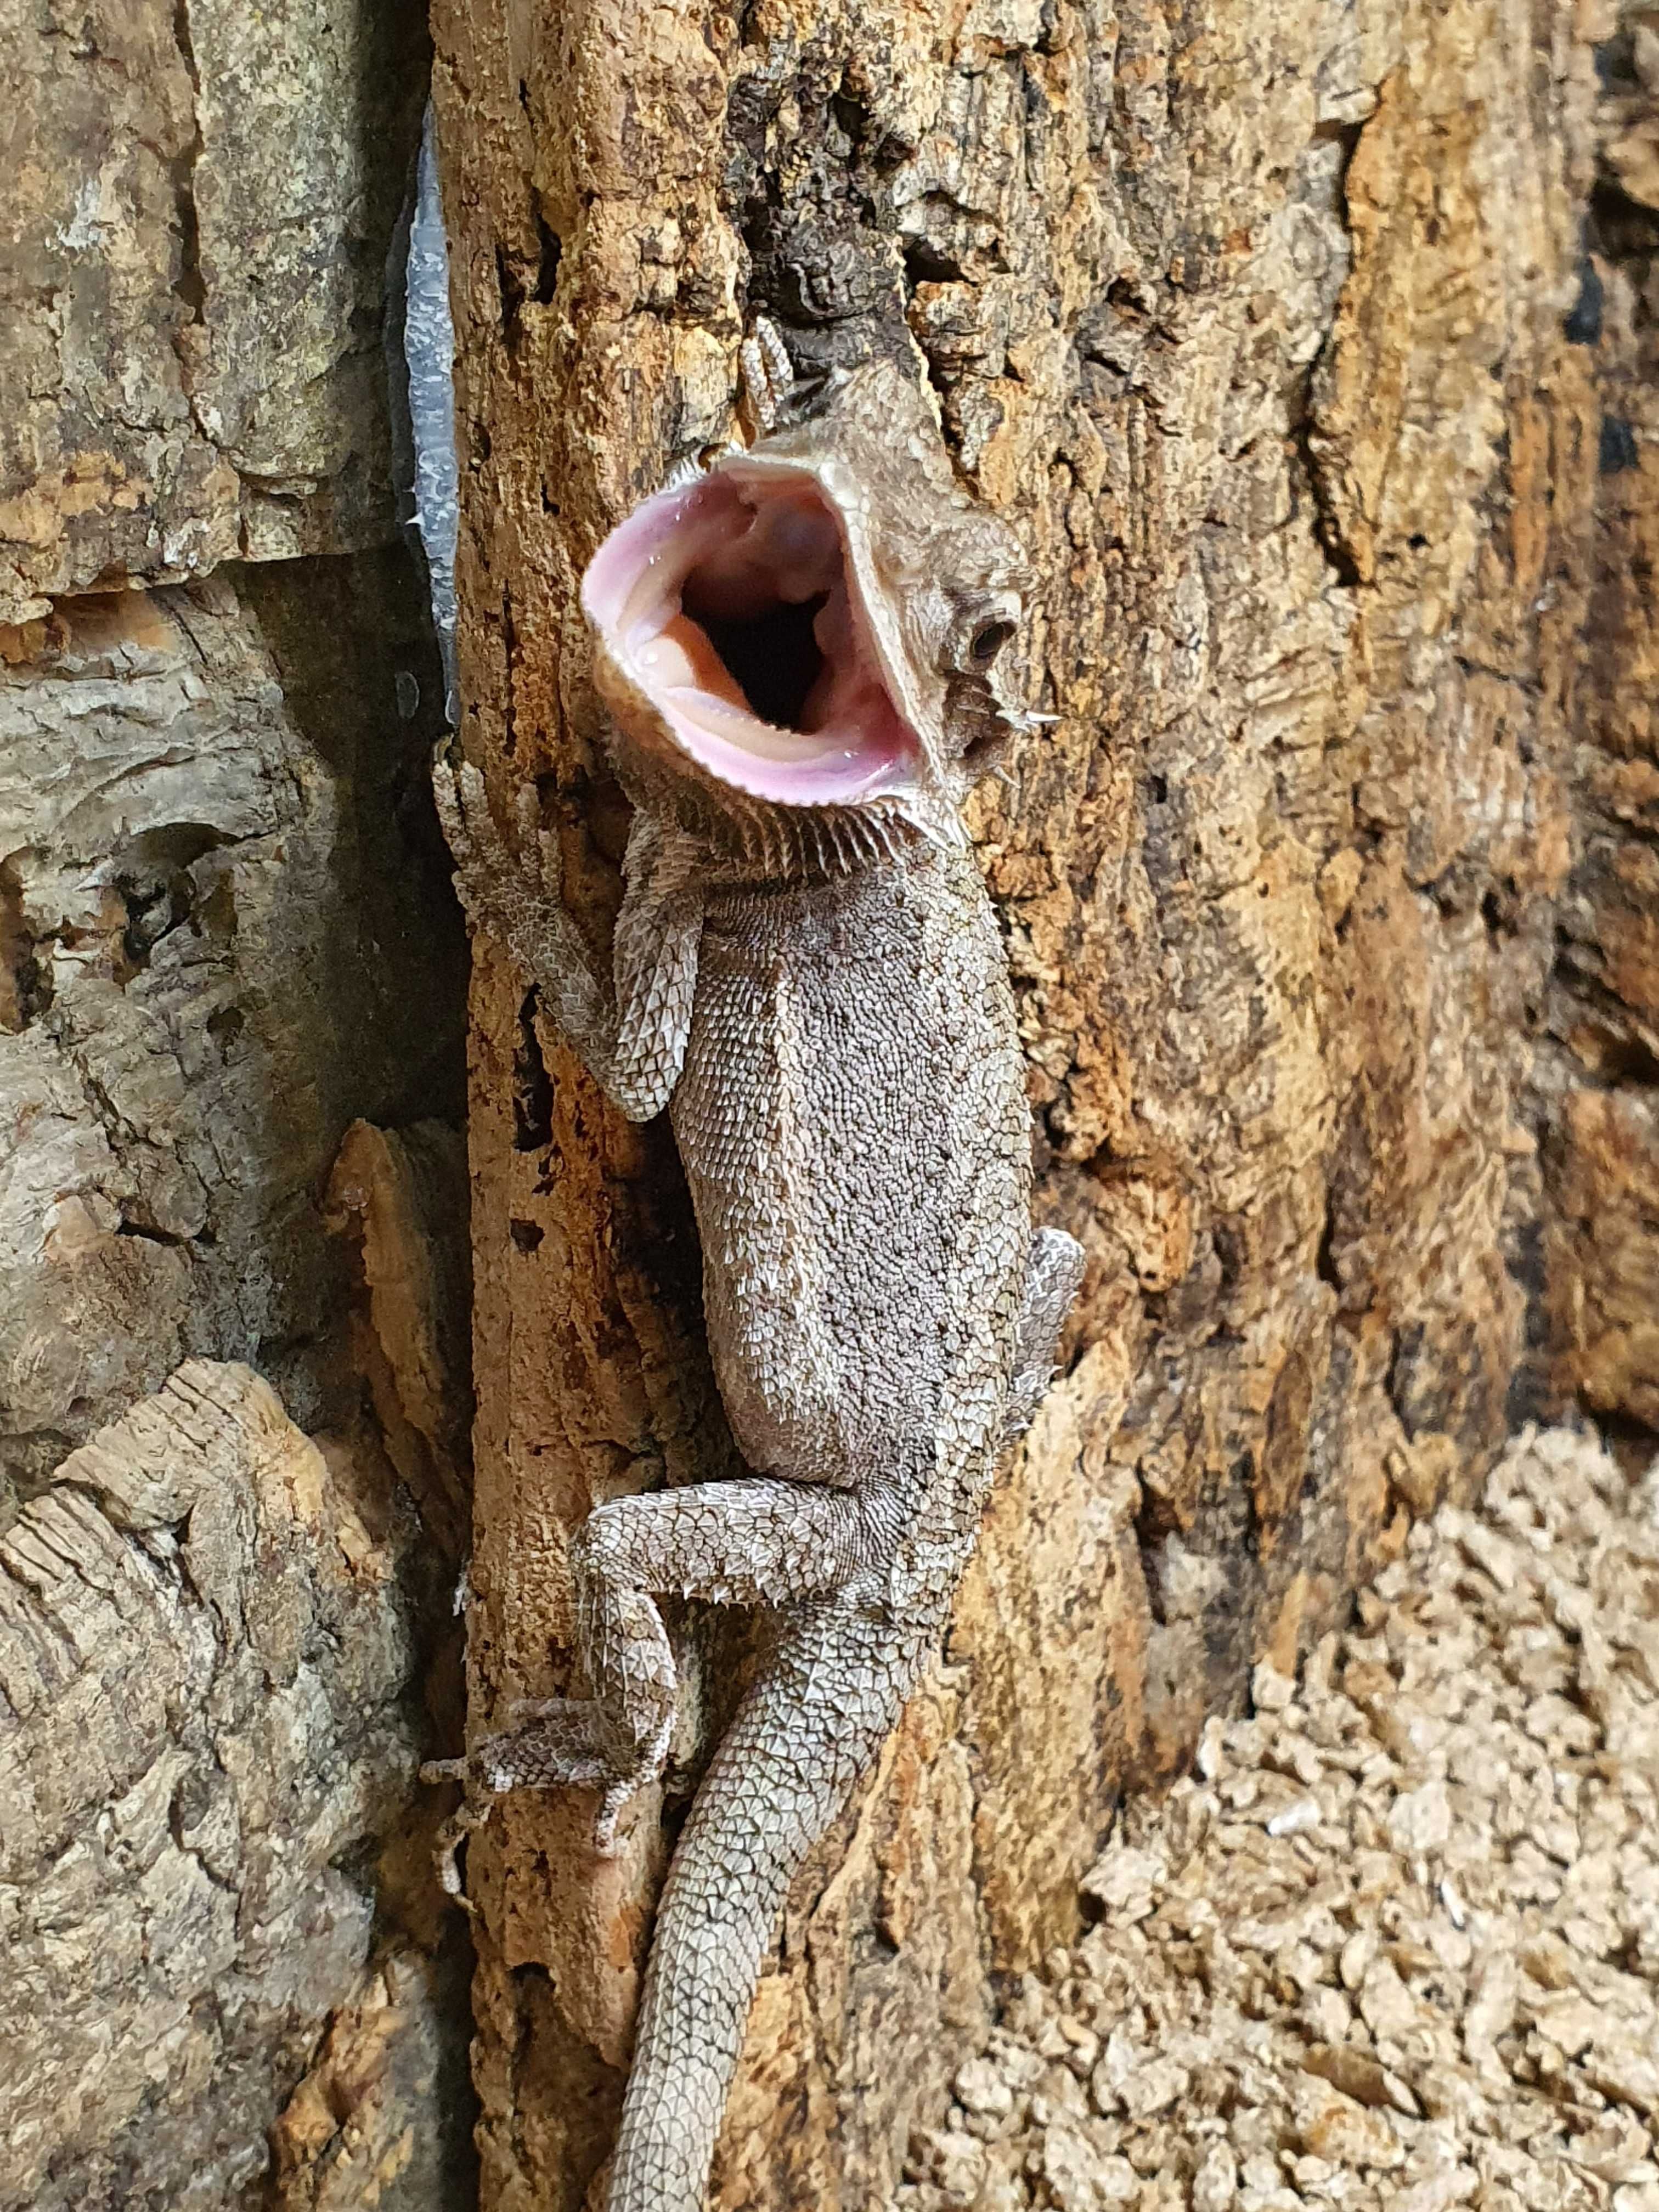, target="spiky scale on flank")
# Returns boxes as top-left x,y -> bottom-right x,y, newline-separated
428,324 -> 1084,2212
